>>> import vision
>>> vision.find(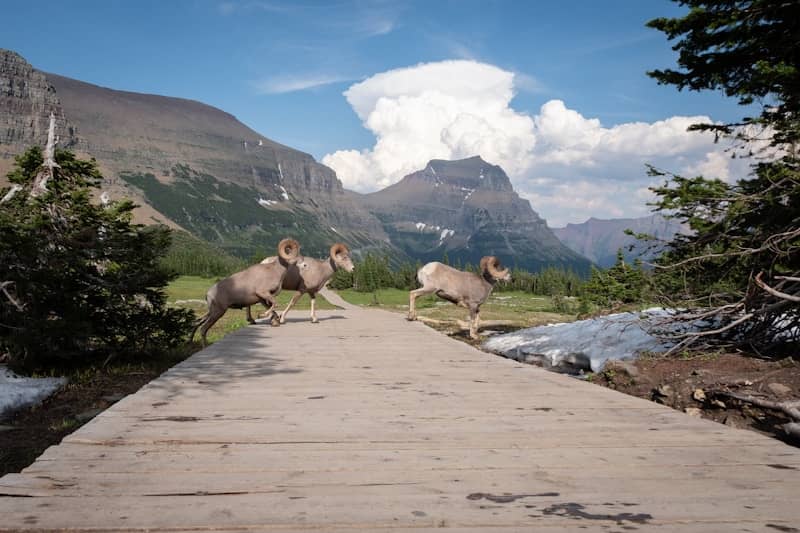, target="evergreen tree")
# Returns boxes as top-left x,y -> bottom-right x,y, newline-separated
0,147 -> 194,371
645,0 -> 800,352
581,250 -> 650,309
